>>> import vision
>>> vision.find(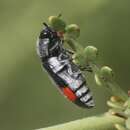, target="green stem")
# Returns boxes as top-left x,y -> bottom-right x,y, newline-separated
64,38 -> 83,52
37,113 -> 125,130
107,82 -> 128,101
